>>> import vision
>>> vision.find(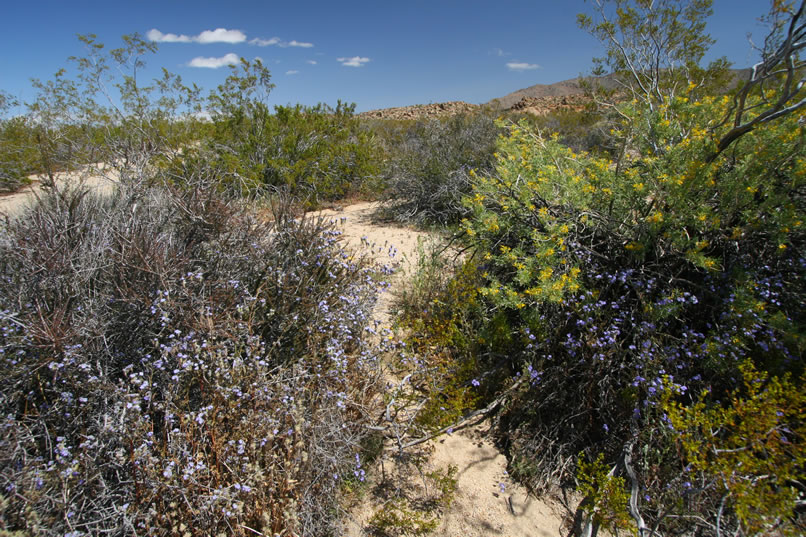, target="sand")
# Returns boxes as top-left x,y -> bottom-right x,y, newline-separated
0,166 -> 118,217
